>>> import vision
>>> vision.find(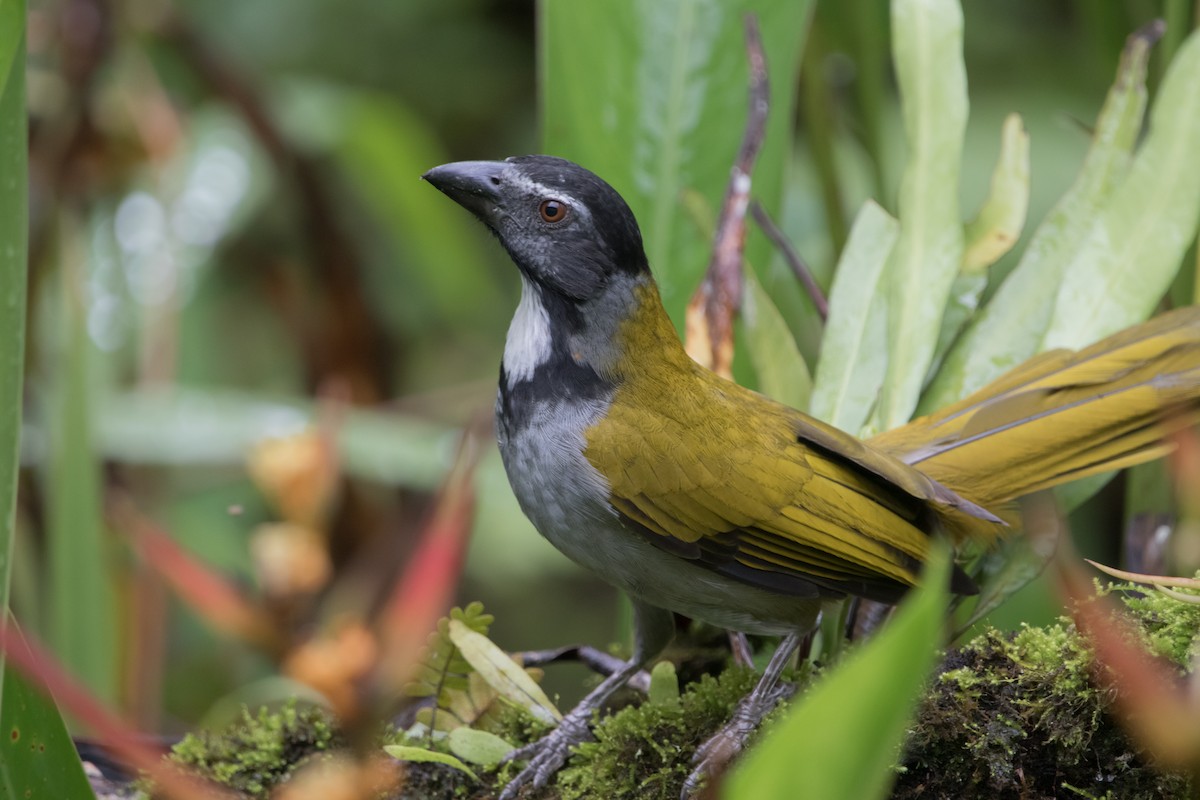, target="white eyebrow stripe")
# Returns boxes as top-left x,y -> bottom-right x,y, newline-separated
505,171 -> 592,224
